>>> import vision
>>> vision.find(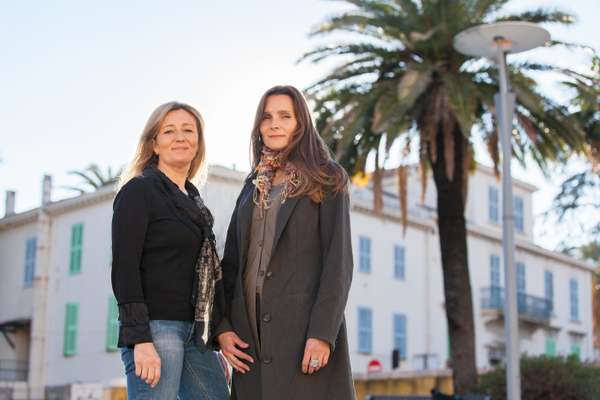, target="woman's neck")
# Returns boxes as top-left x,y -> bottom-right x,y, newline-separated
157,161 -> 188,193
